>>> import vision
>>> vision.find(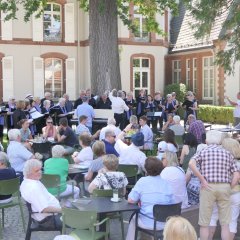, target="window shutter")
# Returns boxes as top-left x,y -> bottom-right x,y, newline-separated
66,58 -> 76,100
2,56 -> 14,101
1,11 -> 13,40
33,57 -> 44,97
32,13 -> 43,41
64,3 -> 75,43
